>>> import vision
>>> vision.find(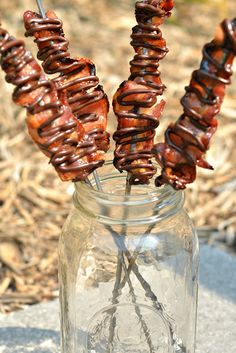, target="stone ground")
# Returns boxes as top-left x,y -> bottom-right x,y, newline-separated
0,245 -> 235,353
